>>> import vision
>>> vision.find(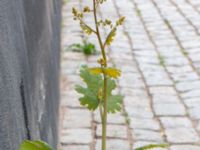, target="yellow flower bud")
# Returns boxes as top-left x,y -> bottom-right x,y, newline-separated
116,16 -> 125,26
83,6 -> 91,12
